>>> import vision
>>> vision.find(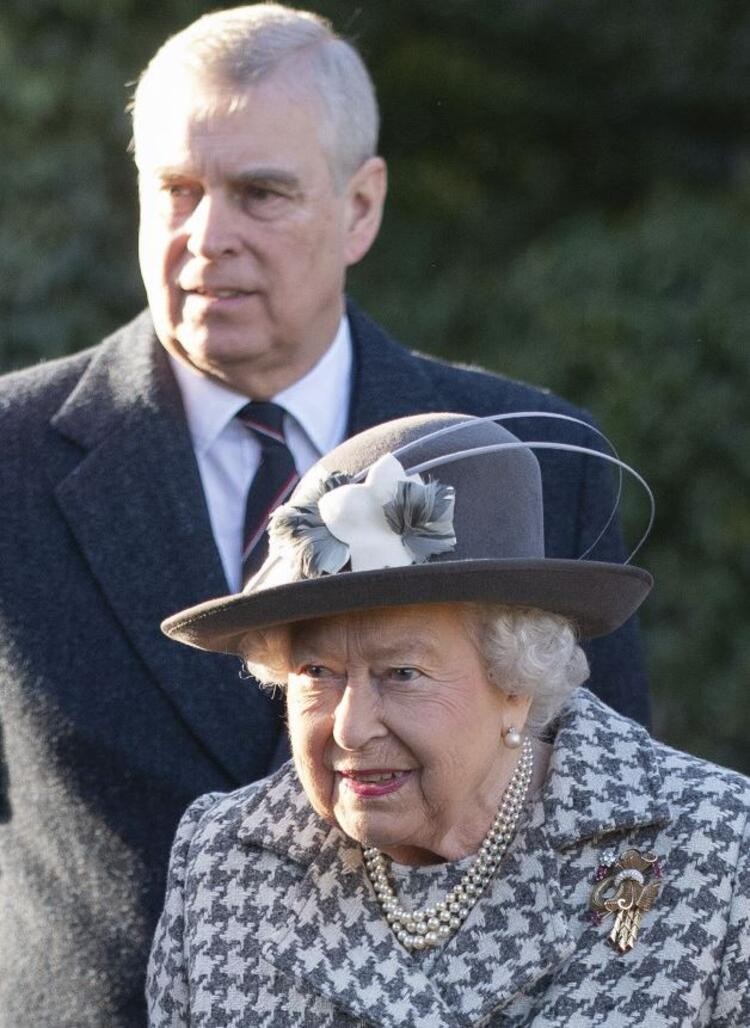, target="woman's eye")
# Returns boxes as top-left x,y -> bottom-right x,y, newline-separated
300,664 -> 330,679
388,667 -> 420,682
